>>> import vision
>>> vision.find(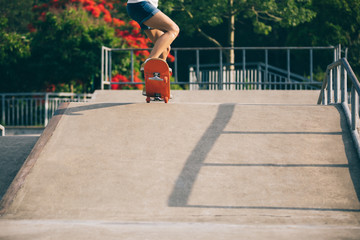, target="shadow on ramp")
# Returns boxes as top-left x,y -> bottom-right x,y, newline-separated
168,103 -> 360,213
